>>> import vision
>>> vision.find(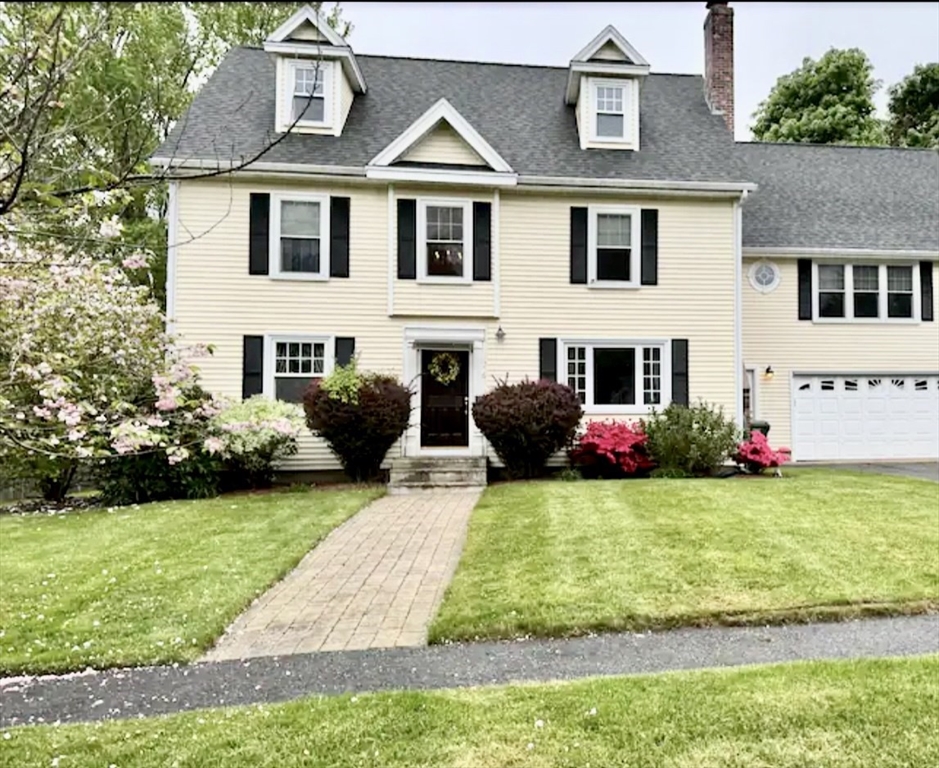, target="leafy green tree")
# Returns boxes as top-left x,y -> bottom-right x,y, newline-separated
0,2 -> 350,305
751,48 -> 885,145
886,63 -> 939,148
